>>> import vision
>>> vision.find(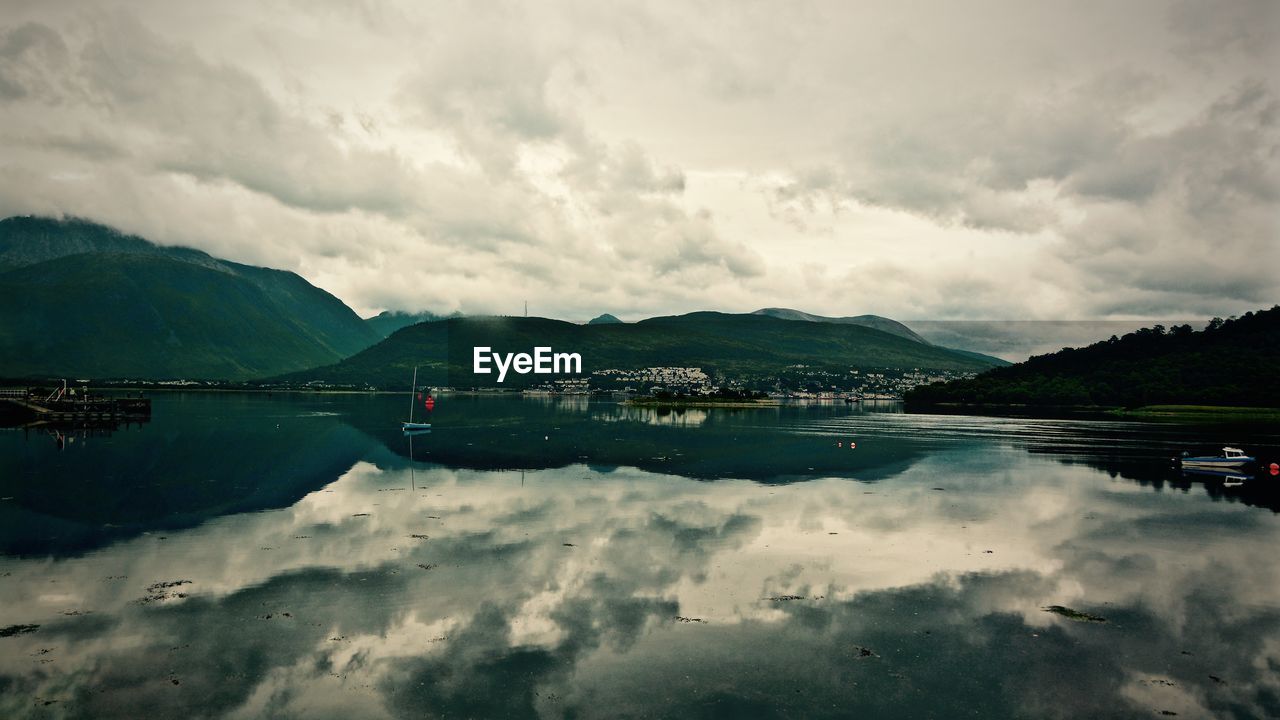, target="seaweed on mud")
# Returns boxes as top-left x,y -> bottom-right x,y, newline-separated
139,580 -> 192,604
1041,605 -> 1107,623
0,624 -> 39,637
148,580 -> 191,591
